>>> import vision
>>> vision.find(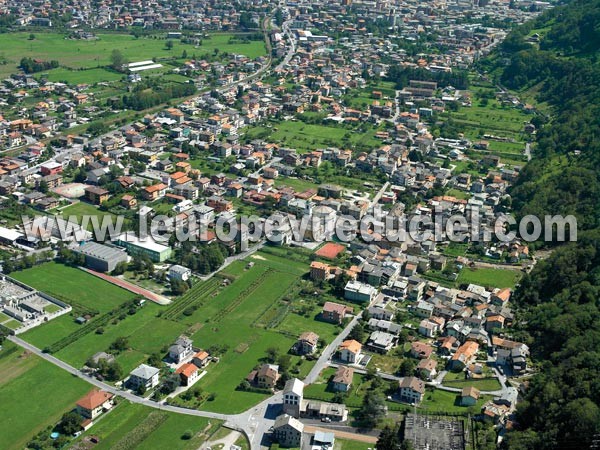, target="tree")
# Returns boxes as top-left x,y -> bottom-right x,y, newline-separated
110,49 -> 127,71
112,261 -> 128,276
377,425 -> 402,450
359,391 -> 387,427
110,337 -> 129,352
160,373 -> 181,395
348,323 -> 365,342
398,358 -> 416,376
28,33 -> 35,40
265,347 -> 279,363
182,49 -> 188,59
165,40 -> 174,50
58,412 -> 82,435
